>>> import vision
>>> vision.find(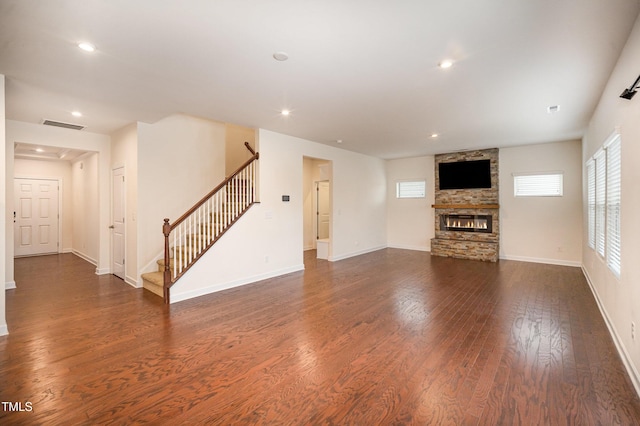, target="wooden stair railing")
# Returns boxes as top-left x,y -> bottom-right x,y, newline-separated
161,142 -> 259,303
